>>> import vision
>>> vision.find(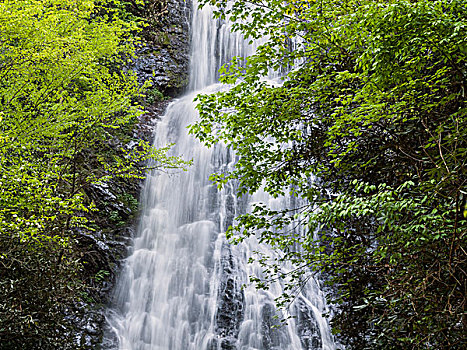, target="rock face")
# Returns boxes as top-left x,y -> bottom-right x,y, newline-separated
73,154 -> 143,349
214,243 -> 245,350
74,2 -> 192,348
132,0 -> 192,97
296,299 -> 323,350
